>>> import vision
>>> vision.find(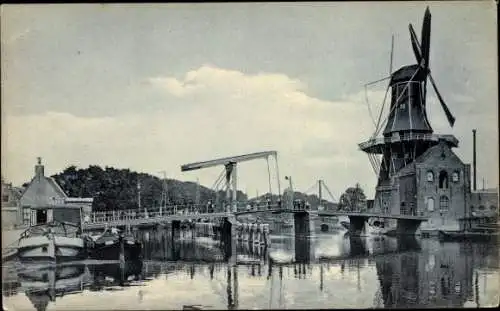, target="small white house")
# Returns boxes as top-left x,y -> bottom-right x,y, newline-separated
19,158 -> 94,226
